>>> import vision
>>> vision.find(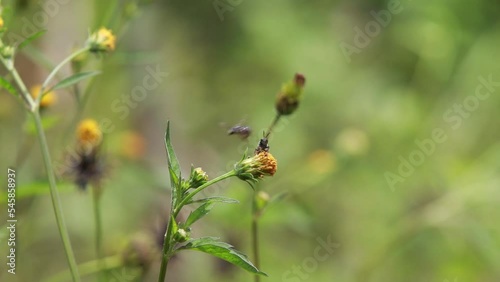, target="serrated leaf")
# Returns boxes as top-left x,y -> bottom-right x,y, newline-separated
18,30 -> 47,50
165,121 -> 181,189
177,237 -> 267,276
49,71 -> 101,92
0,76 -> 18,97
